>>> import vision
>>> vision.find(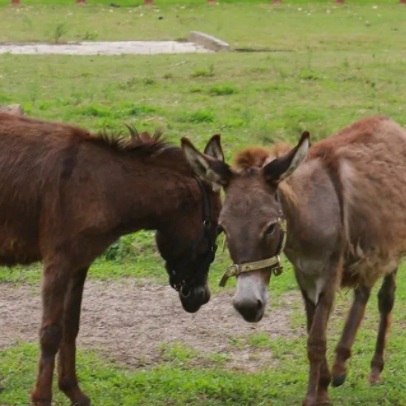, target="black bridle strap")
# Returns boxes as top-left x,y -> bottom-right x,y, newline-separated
194,175 -> 211,225
168,176 -> 217,291
176,177 -> 210,255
